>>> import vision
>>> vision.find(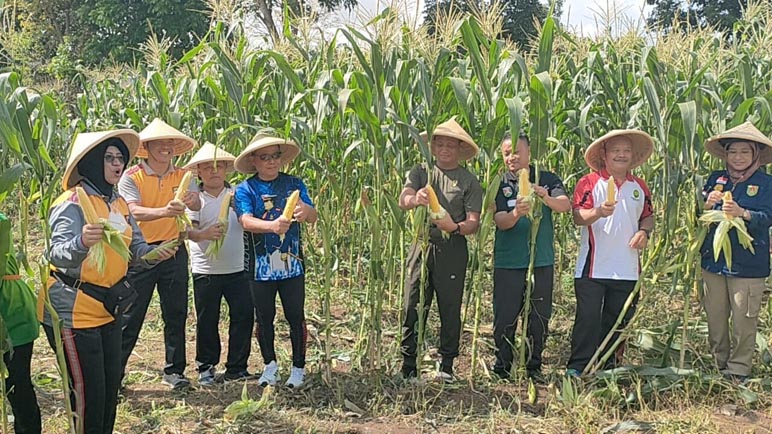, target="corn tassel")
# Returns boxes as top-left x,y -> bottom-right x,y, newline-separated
141,238 -> 180,261
75,187 -> 131,273
173,171 -> 193,232
605,176 -> 616,205
205,192 -> 232,258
